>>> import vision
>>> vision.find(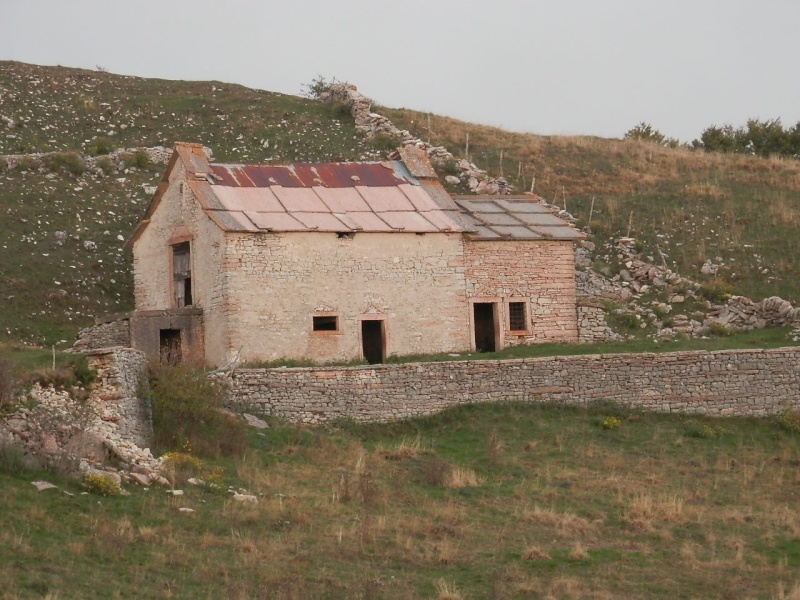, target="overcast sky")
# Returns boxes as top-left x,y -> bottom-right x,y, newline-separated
2,1 -> 799,142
